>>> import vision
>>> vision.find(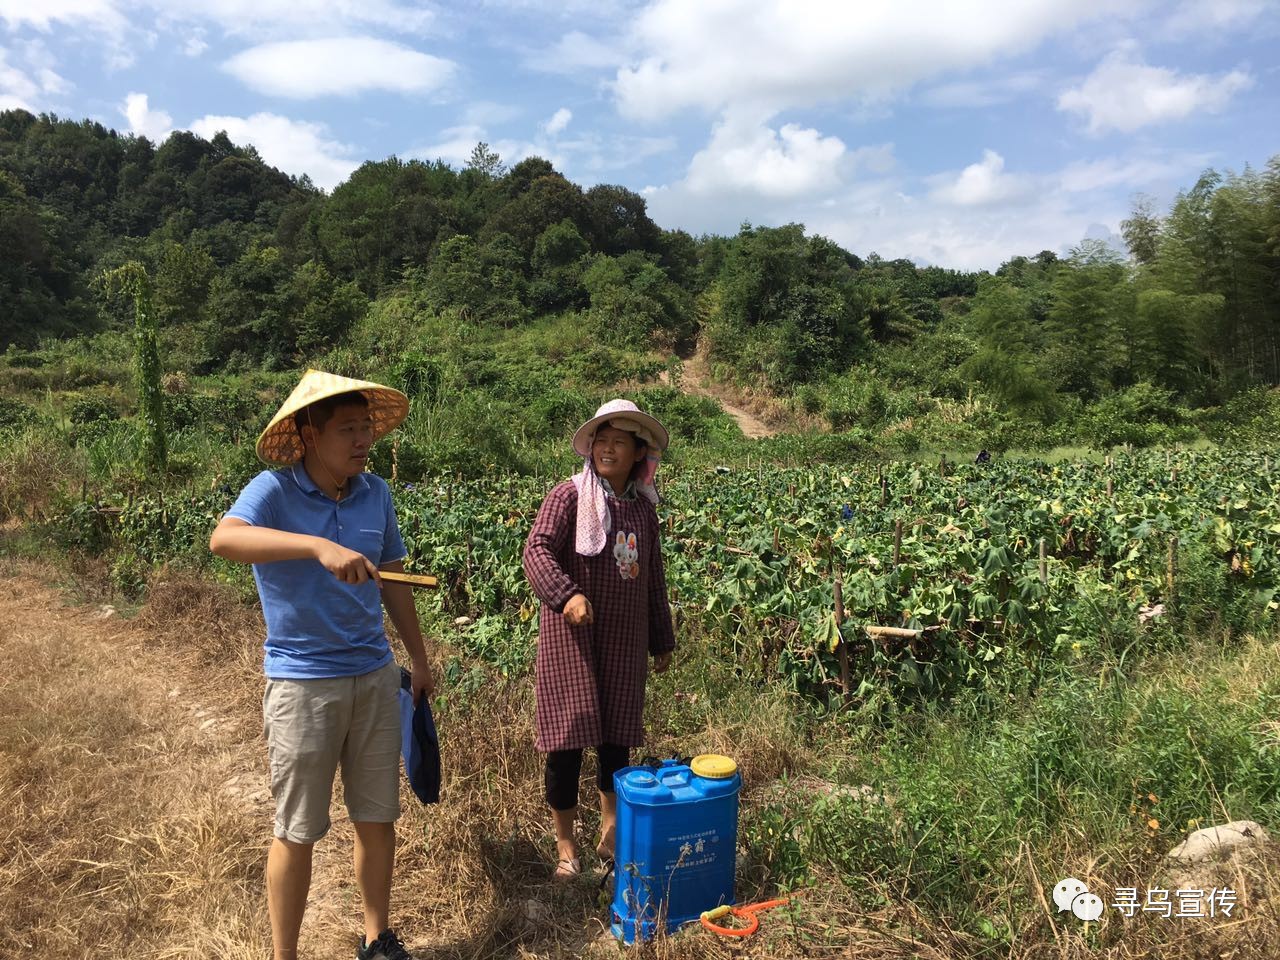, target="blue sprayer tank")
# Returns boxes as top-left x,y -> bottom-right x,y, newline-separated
610,754 -> 741,943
